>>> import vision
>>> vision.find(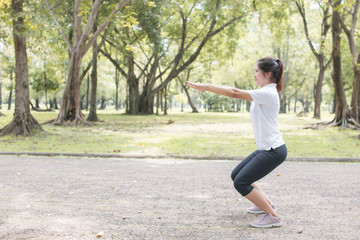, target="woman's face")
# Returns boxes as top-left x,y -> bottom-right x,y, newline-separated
253,65 -> 271,87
